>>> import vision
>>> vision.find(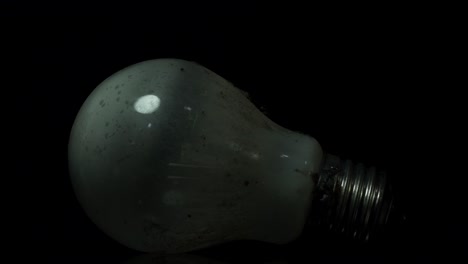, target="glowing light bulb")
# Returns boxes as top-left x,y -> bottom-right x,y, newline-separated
68,59 -> 395,254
